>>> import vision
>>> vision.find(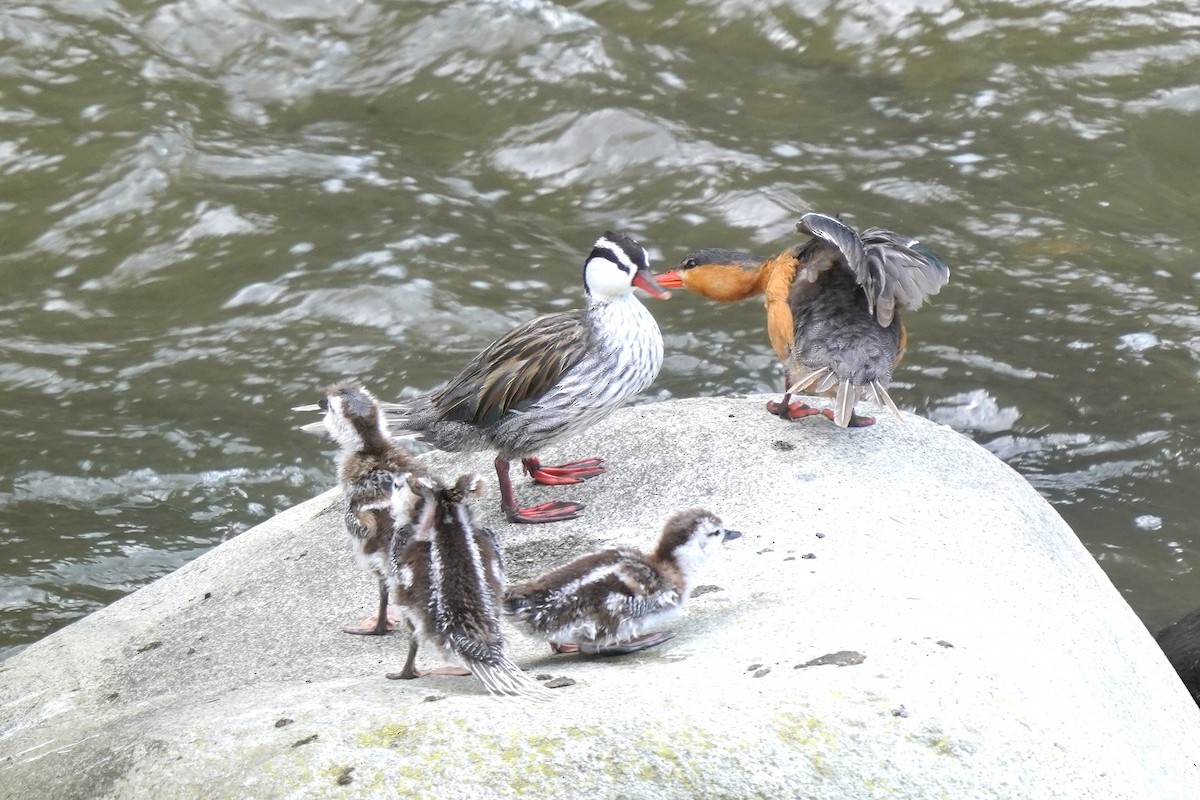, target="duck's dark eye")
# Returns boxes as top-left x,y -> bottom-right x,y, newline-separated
681,258 -> 698,270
